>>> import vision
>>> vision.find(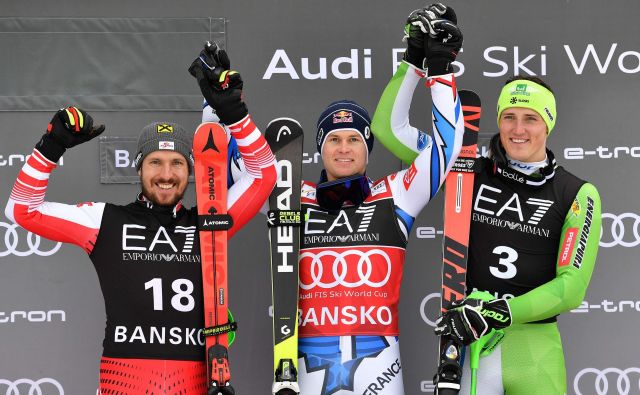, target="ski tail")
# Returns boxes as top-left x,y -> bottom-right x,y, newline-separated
193,122 -> 236,393
435,90 -> 481,395
265,118 -> 304,395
